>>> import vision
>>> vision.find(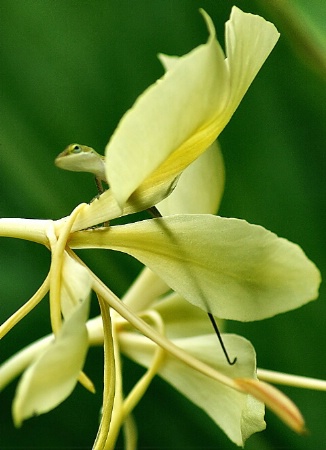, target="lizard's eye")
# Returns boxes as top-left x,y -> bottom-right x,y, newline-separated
71,145 -> 82,154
